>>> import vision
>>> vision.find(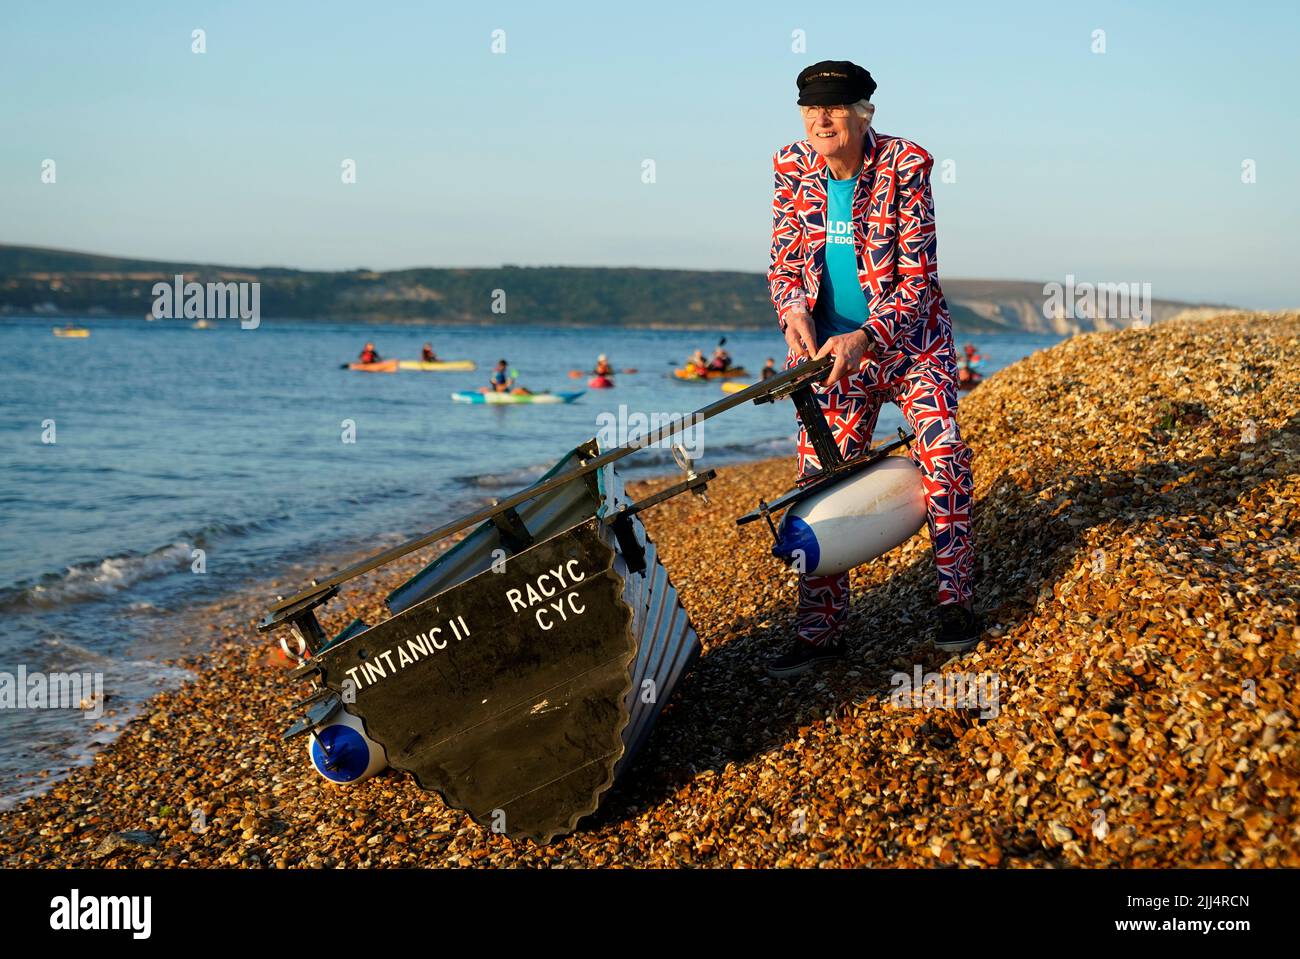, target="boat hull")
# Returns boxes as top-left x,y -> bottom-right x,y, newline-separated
398,360 -> 476,371
673,367 -> 748,381
303,441 -> 699,841
450,390 -> 584,404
